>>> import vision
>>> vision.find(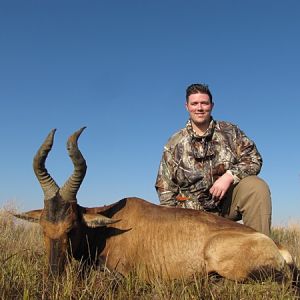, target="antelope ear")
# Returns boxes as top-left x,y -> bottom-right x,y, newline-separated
13,209 -> 42,223
83,213 -> 120,228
